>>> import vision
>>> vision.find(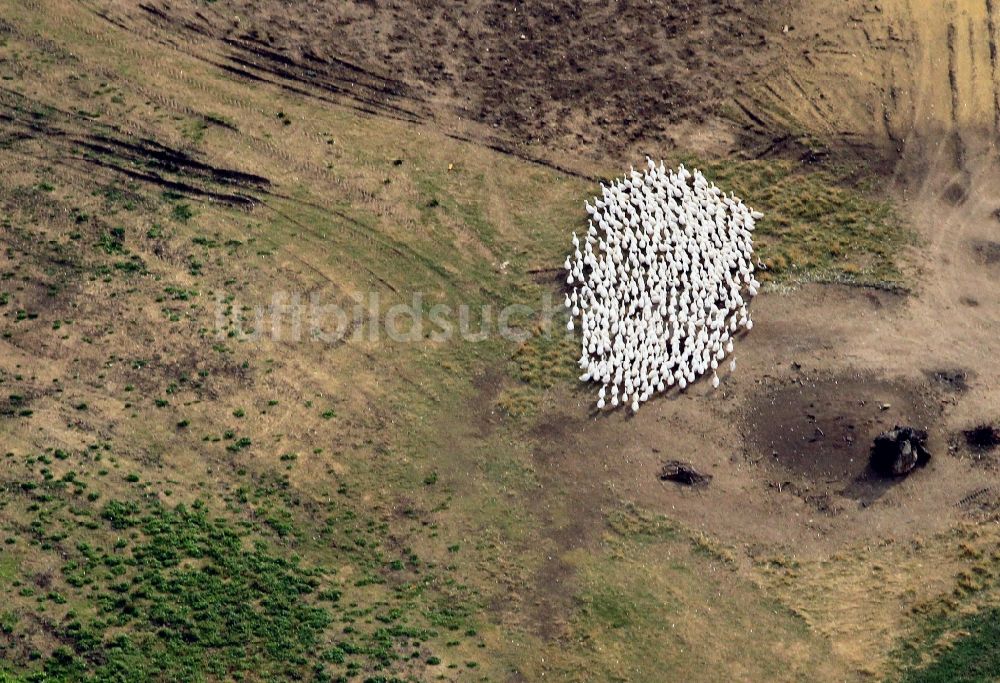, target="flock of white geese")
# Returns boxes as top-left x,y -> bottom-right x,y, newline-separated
565,159 -> 761,413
